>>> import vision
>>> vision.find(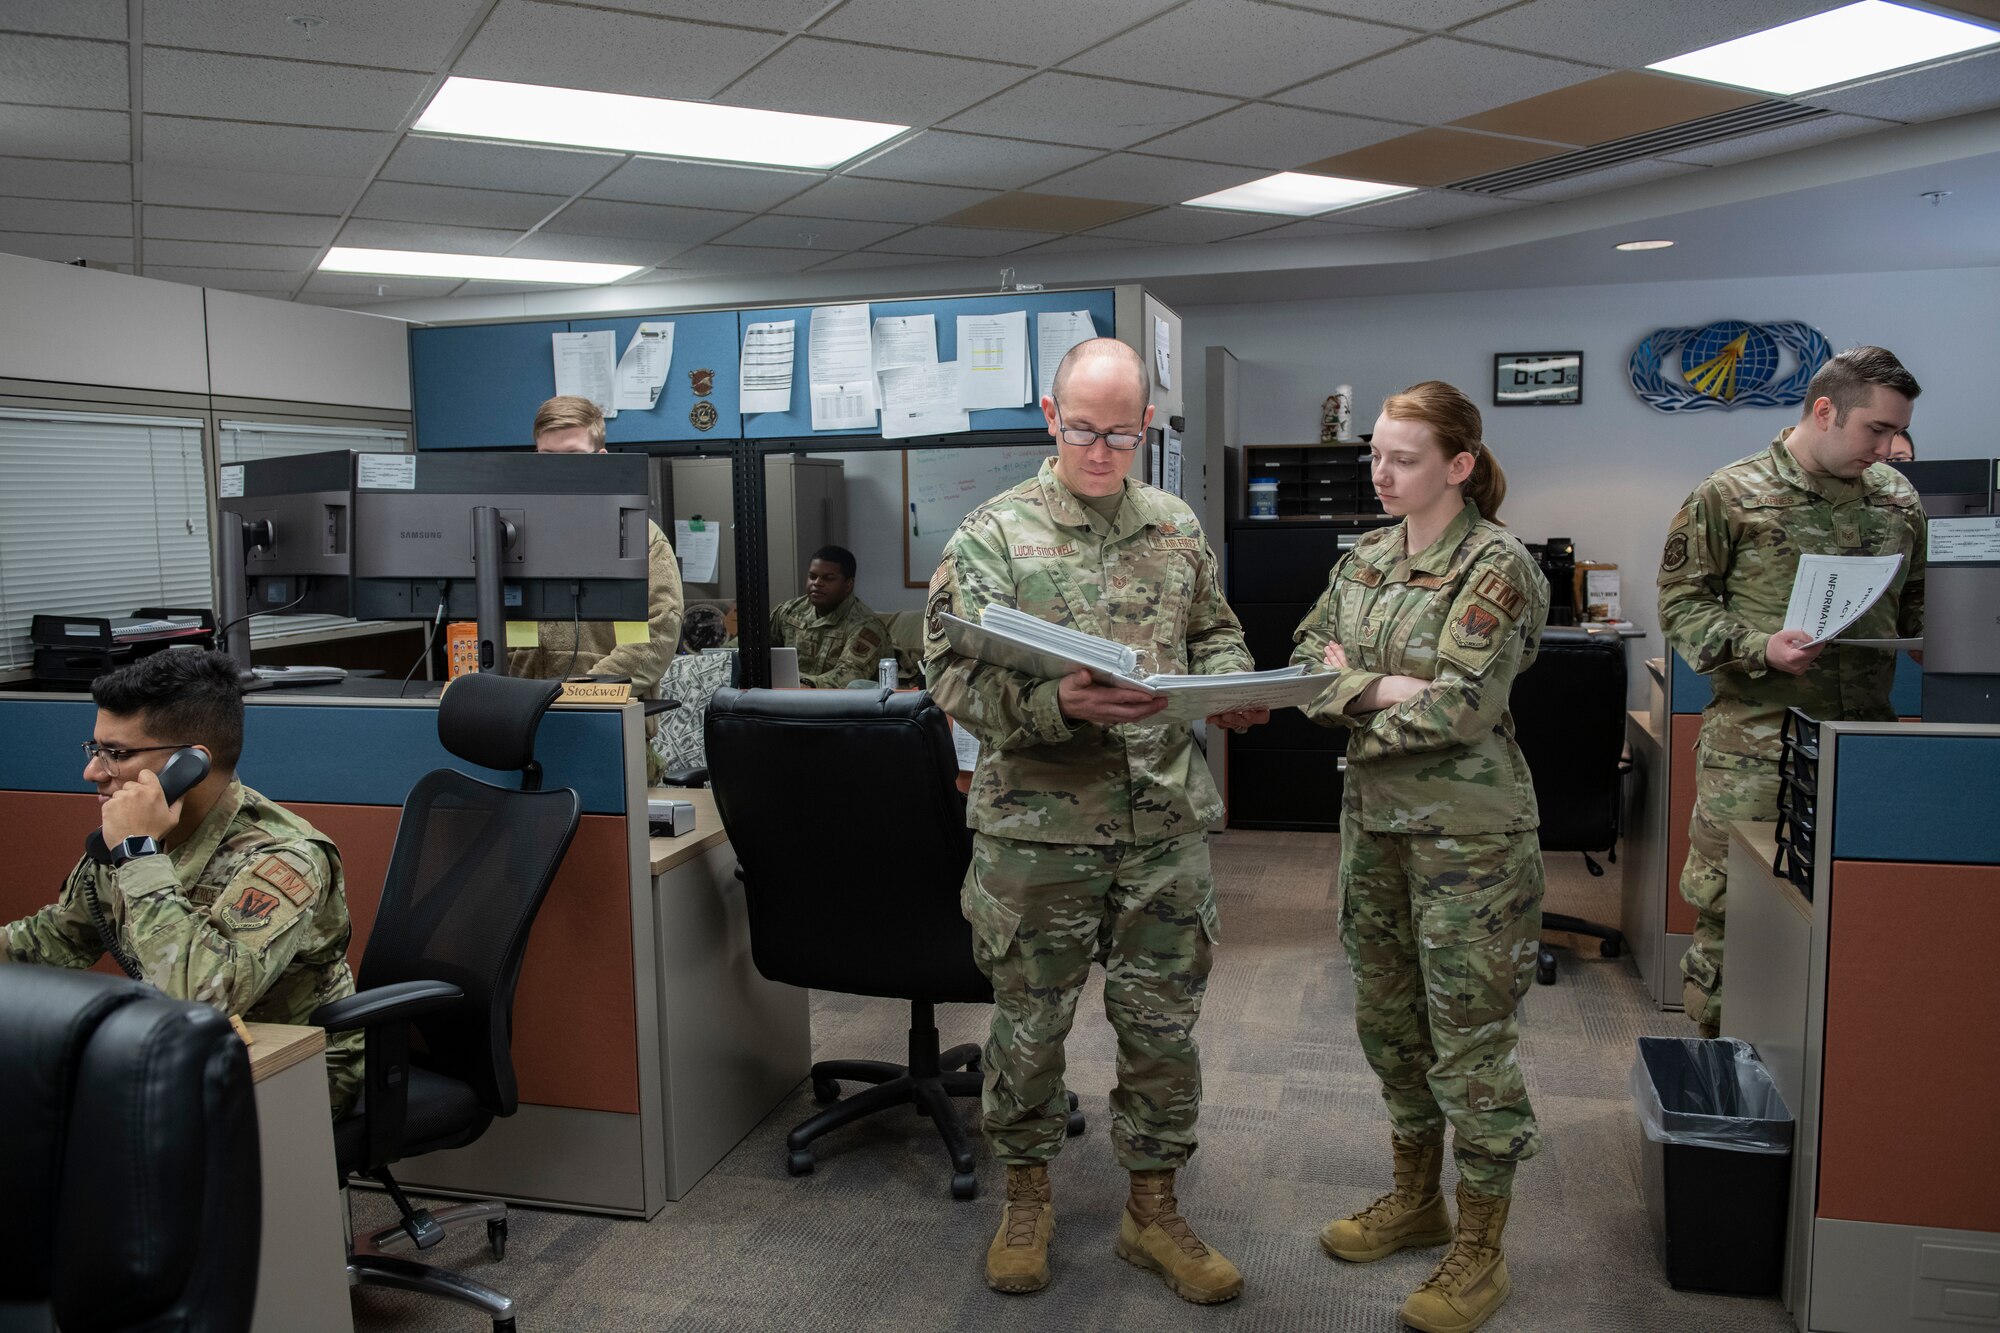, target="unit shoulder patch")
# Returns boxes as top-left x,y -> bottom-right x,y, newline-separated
1451,603 -> 1503,652
223,885 -> 282,931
